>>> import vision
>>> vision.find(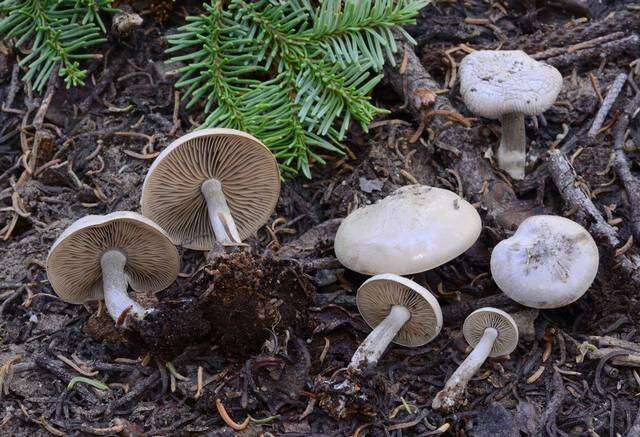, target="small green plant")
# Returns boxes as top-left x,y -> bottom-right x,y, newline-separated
0,0 -> 118,91
167,0 -> 427,177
